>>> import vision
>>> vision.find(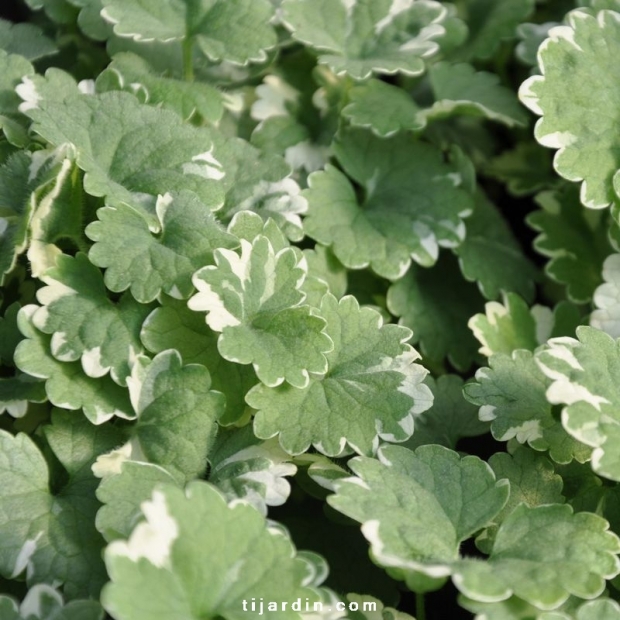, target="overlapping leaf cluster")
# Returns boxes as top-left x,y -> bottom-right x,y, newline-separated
3,0 -> 620,619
